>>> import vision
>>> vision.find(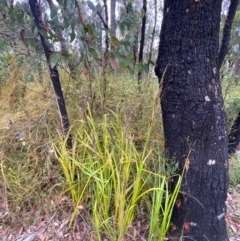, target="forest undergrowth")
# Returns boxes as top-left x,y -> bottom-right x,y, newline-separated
0,66 -> 240,240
